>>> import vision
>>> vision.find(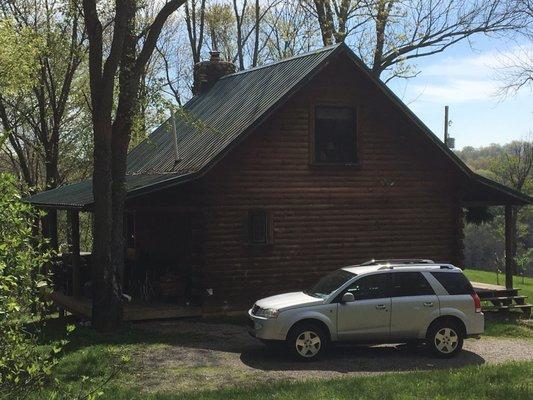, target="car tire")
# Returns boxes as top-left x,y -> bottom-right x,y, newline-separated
286,322 -> 328,361
427,320 -> 464,358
